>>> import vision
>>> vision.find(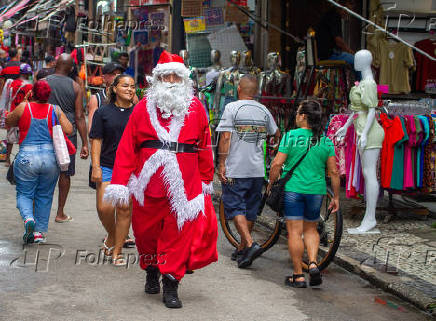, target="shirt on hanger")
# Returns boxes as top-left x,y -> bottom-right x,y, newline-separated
390,116 -> 408,190
414,39 -> 436,92
374,39 -> 415,94
403,115 -> 417,189
380,114 -> 404,189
